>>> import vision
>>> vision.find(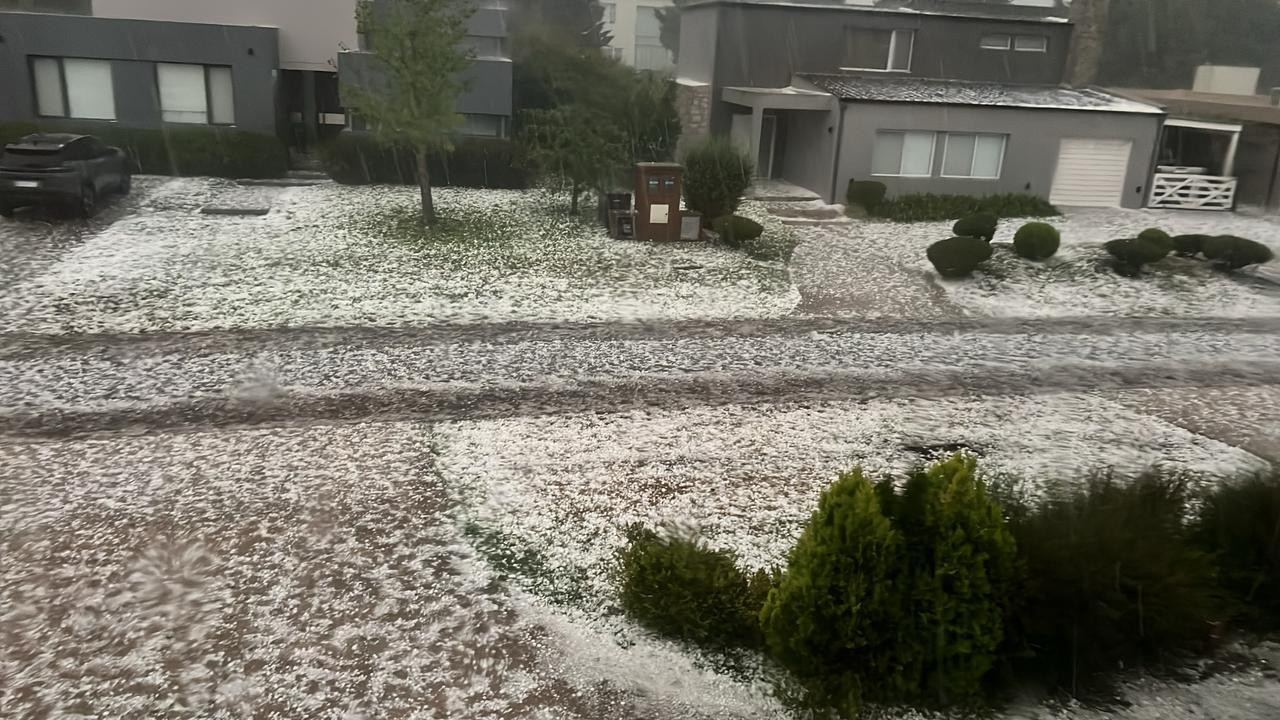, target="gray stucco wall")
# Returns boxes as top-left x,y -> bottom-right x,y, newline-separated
779,106 -> 839,199
834,103 -> 1163,208
0,12 -> 280,134
677,5 -> 719,85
